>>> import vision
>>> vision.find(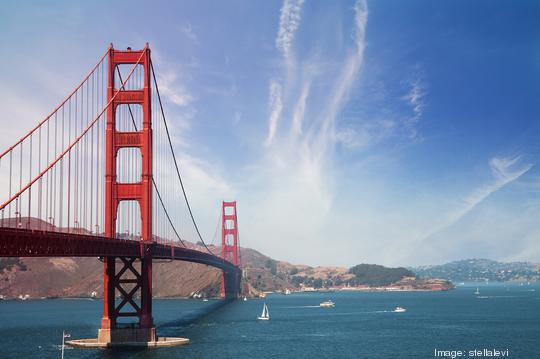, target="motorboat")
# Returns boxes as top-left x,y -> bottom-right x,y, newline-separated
320,300 -> 335,308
